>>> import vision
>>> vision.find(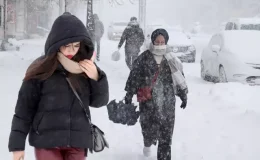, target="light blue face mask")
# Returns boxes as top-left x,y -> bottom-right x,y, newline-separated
152,45 -> 167,55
